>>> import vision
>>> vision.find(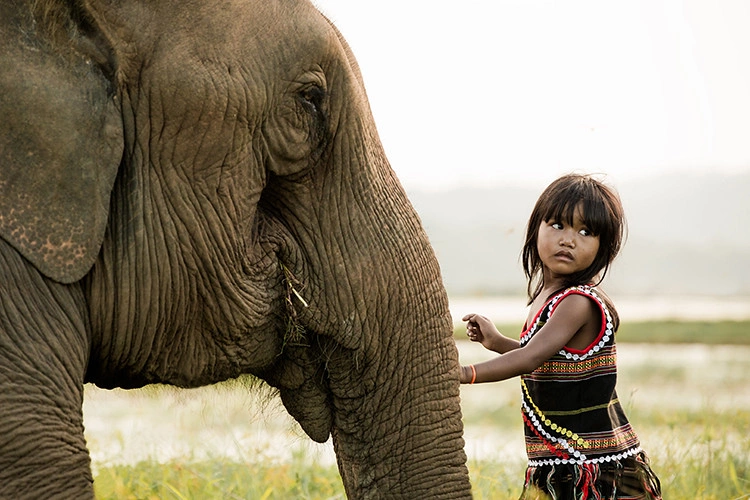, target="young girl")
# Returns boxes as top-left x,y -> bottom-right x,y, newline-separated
460,174 -> 661,499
